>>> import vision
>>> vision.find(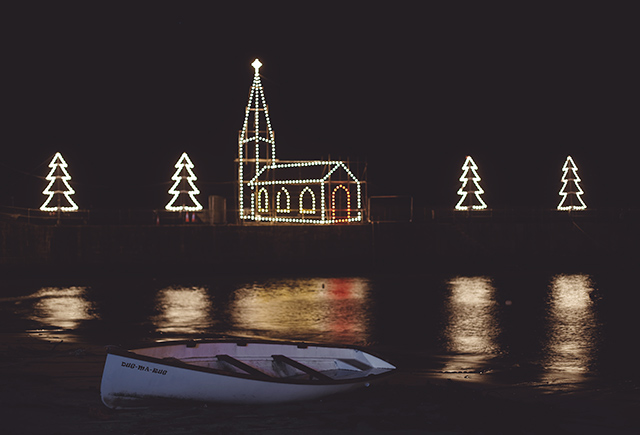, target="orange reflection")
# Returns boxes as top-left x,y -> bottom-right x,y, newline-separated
30,286 -> 96,330
230,277 -> 371,344
152,286 -> 213,335
544,274 -> 599,380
